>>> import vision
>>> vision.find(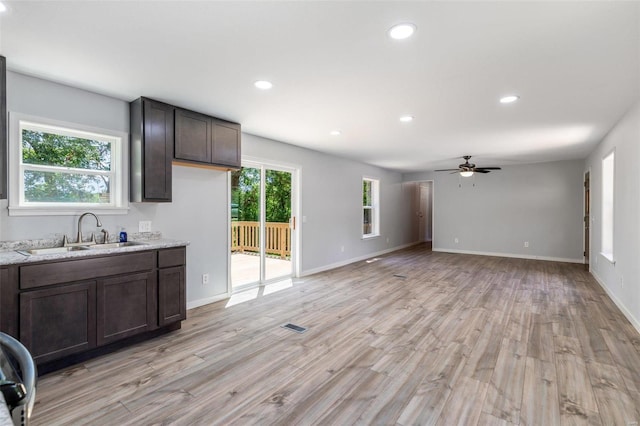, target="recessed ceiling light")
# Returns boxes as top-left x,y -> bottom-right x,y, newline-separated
500,95 -> 519,104
254,80 -> 273,90
330,130 -> 341,136
399,115 -> 414,123
0,2 -> 7,12
388,23 -> 416,40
